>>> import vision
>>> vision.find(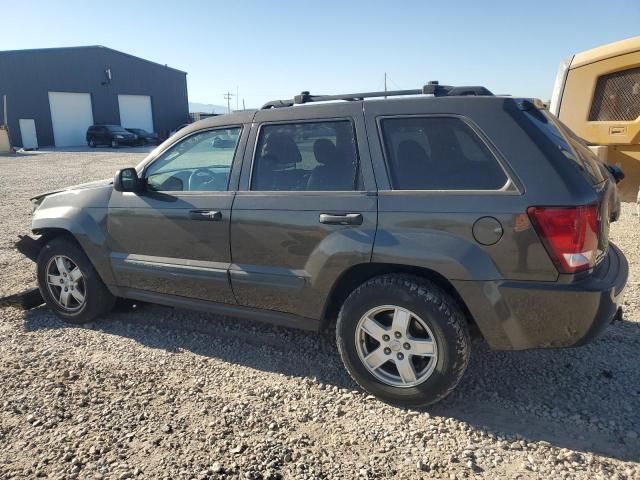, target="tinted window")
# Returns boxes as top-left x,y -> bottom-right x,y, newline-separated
251,120 -> 358,191
380,117 -> 507,190
106,125 -> 128,133
525,109 -> 606,185
145,128 -> 240,192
